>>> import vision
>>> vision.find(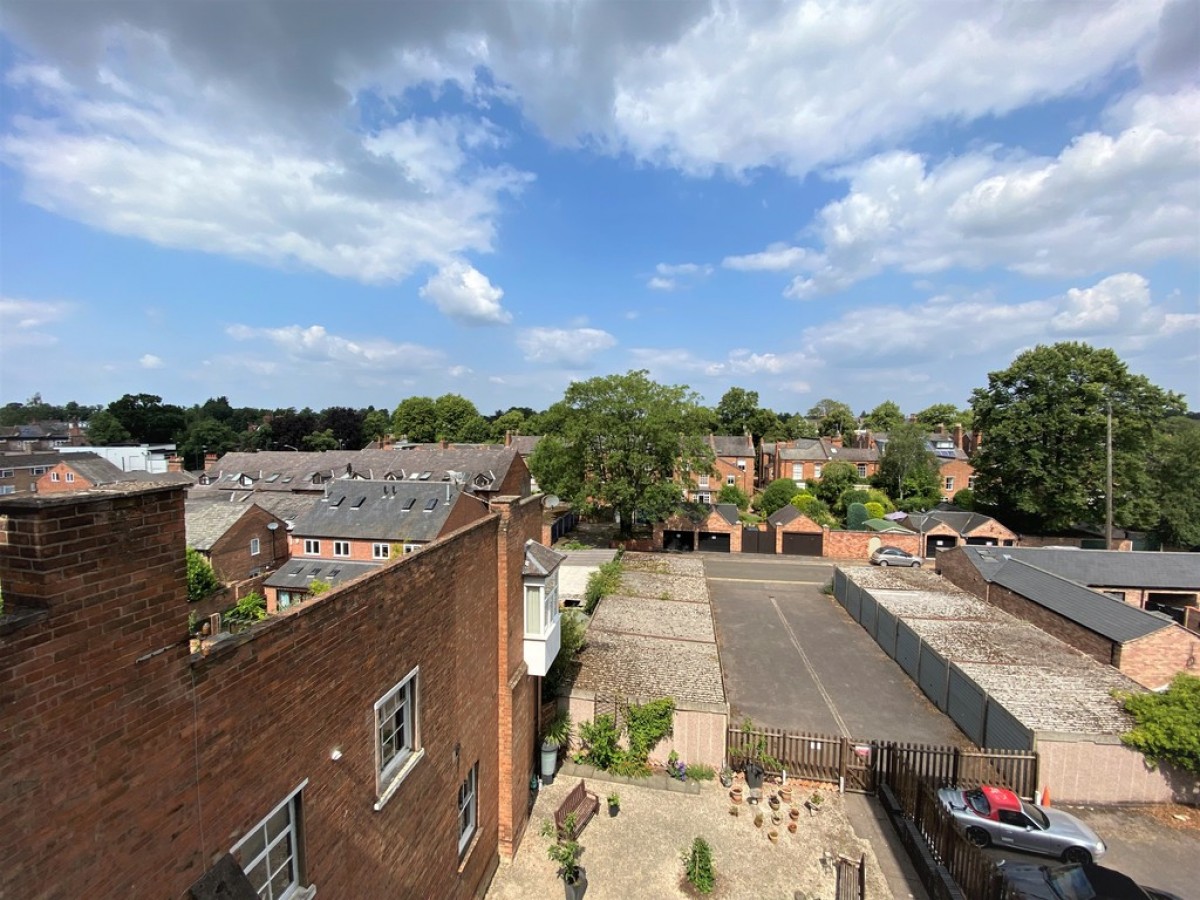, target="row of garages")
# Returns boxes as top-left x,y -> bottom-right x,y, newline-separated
661,526 -> 824,556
